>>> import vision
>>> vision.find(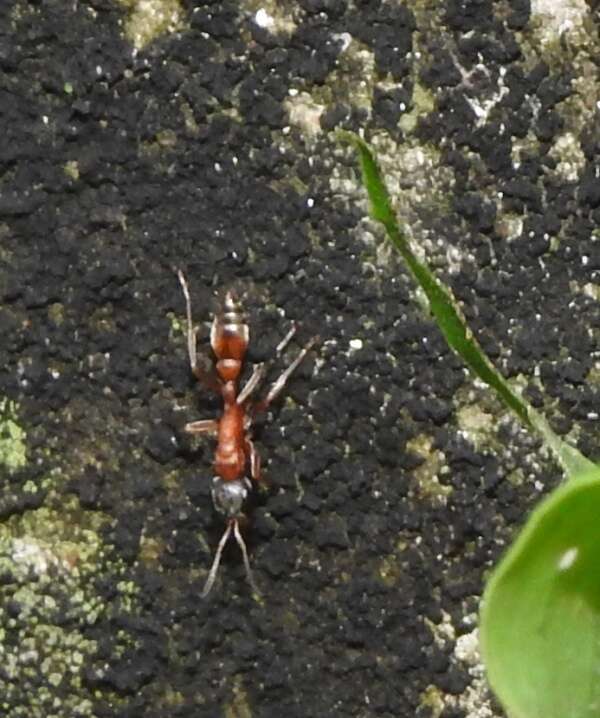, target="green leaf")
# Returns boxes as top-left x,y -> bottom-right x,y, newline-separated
340,133 -> 600,718
480,466 -> 600,718
341,132 -> 594,479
